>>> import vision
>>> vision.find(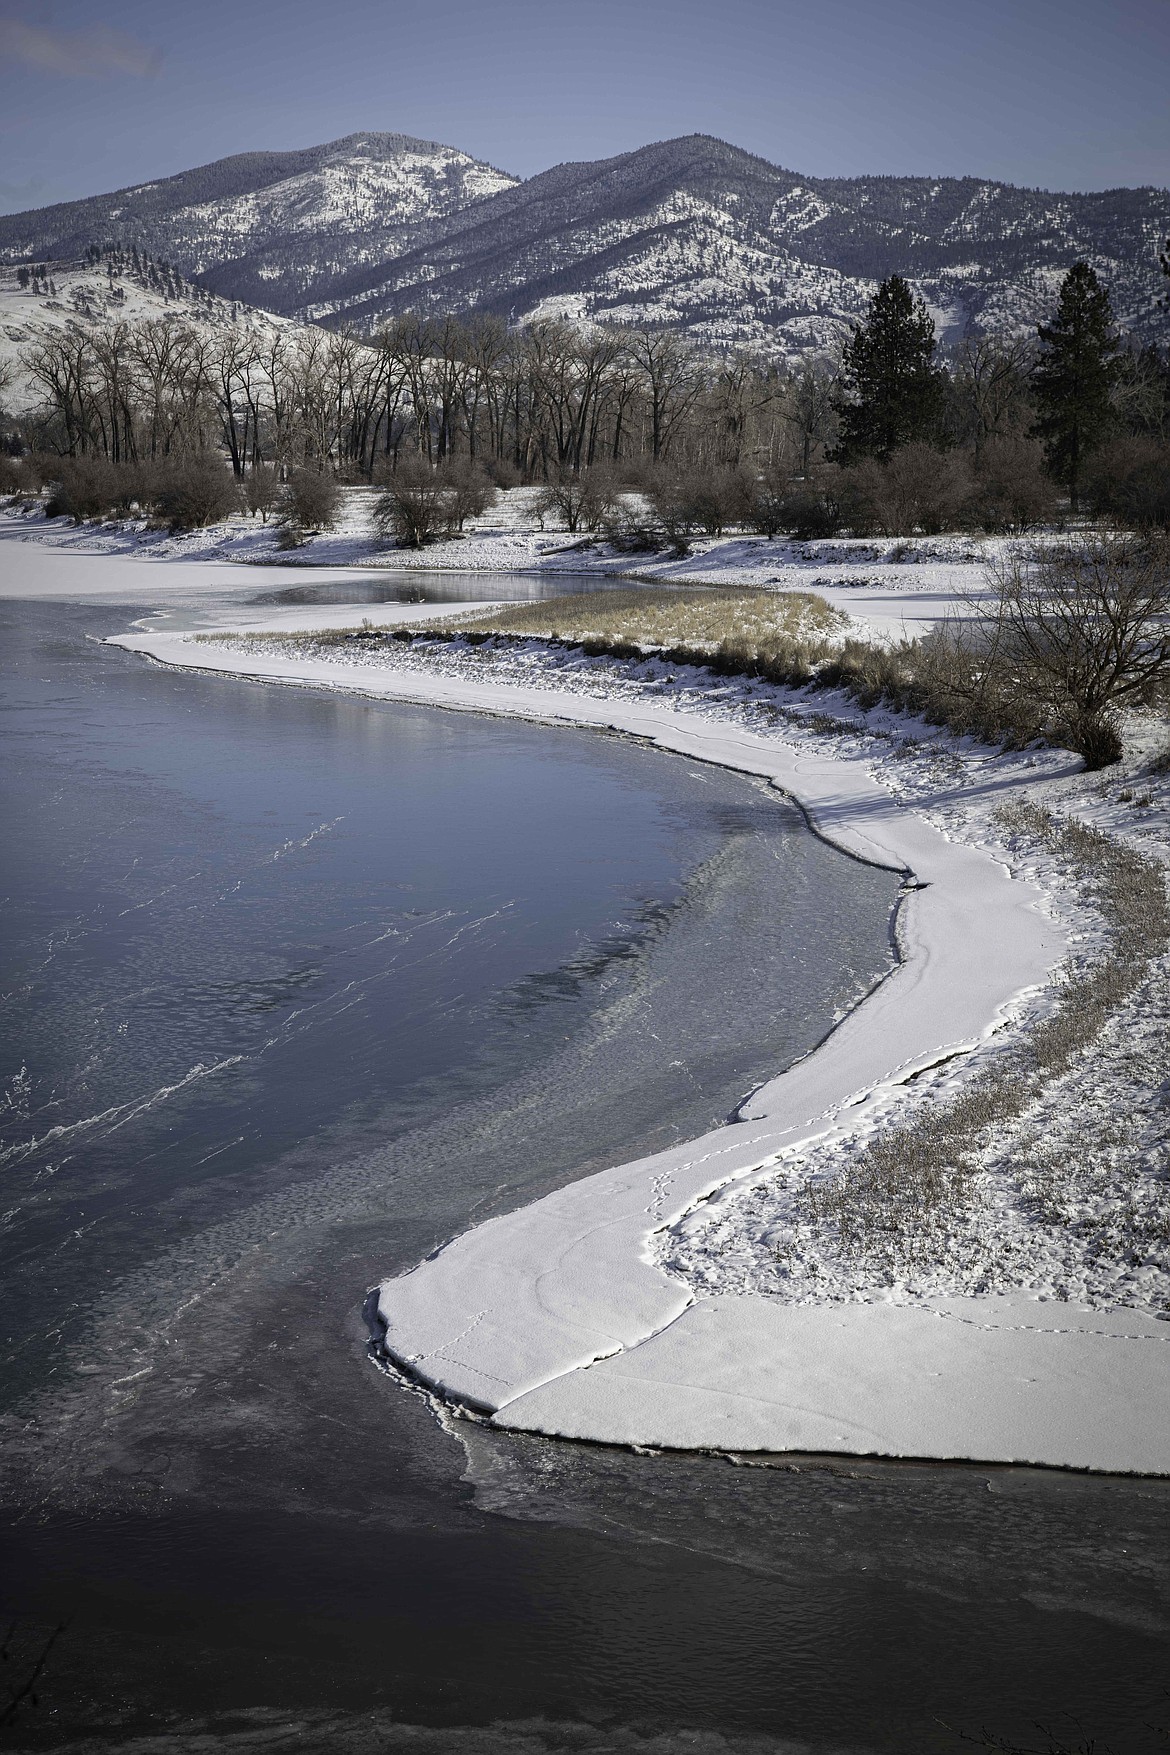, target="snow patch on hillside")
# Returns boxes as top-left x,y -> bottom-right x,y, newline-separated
0,259 -> 294,413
